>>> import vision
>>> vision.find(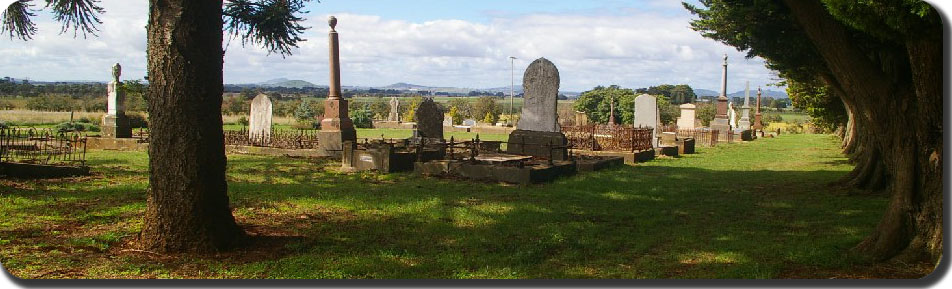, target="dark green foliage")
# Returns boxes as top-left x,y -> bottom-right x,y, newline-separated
223,0 -> 314,56
695,103 -> 716,126
294,98 -> 316,122
472,96 -> 501,124
349,106 -> 374,128
2,0 -> 37,40
638,84 -> 697,104
1,0 -> 104,40
787,79 -> 846,133
446,98 -> 474,119
574,85 -> 636,125
55,120 -> 99,132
